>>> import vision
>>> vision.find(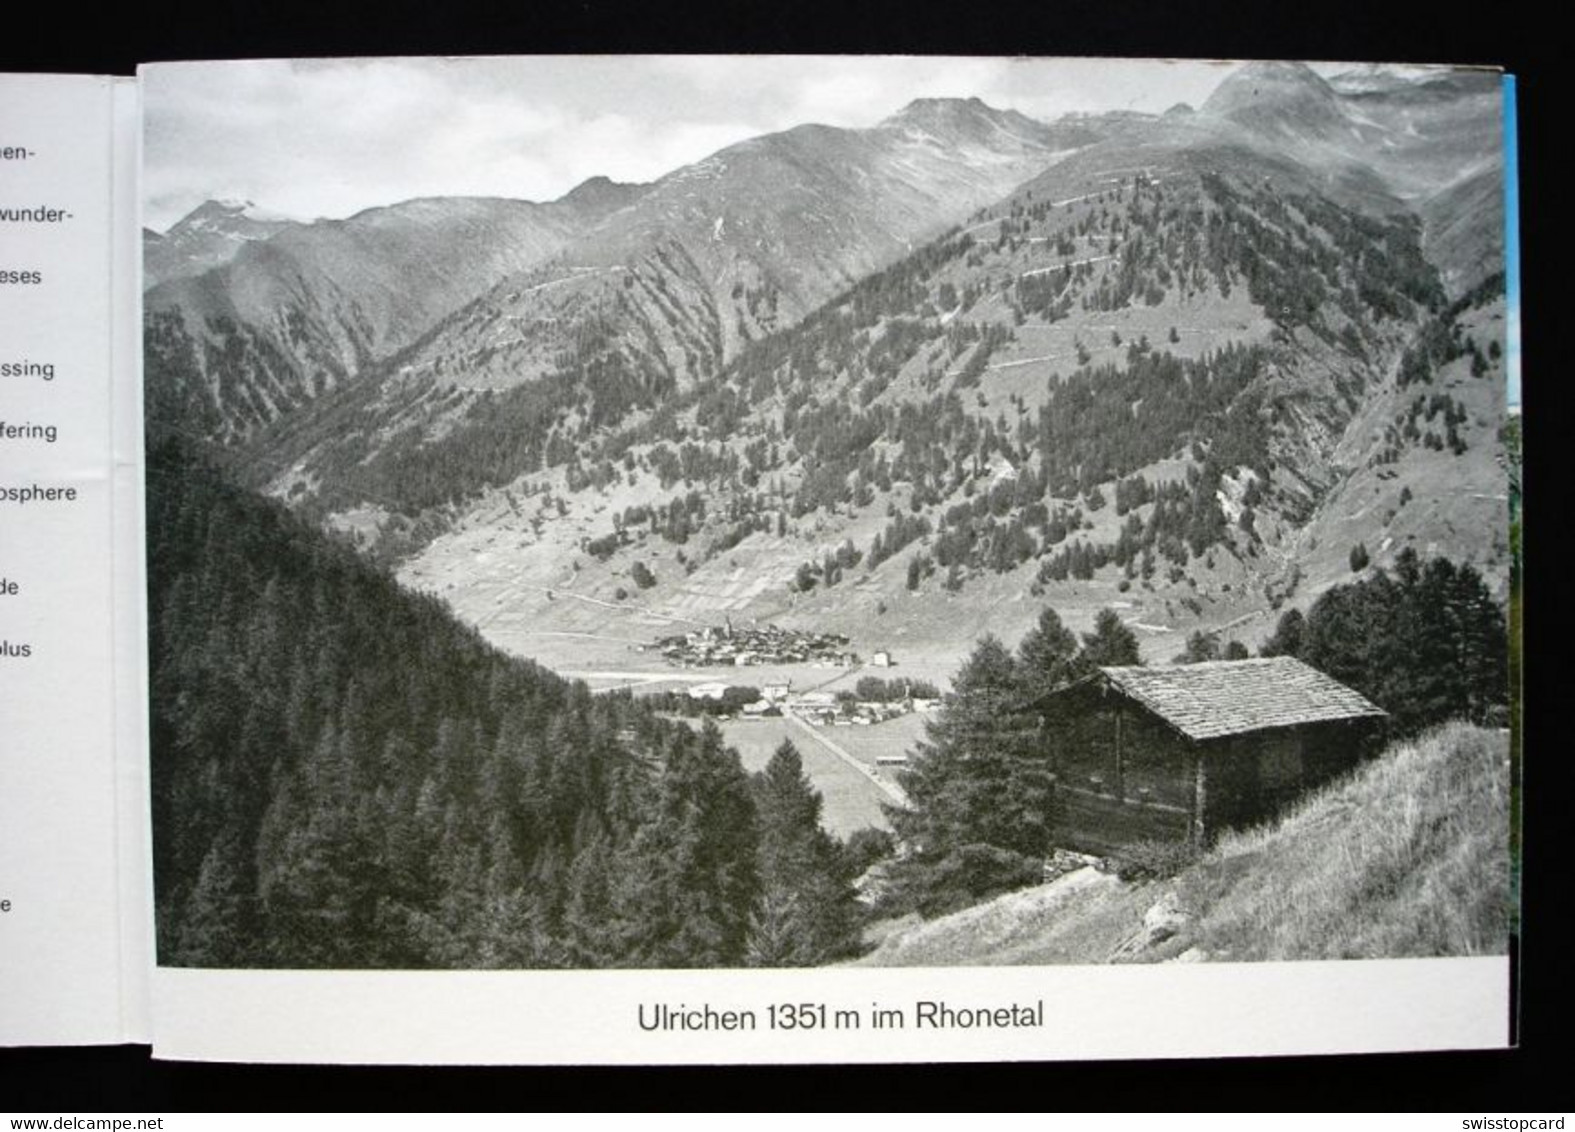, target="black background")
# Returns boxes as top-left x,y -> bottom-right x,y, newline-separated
0,0 -> 1561,1110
